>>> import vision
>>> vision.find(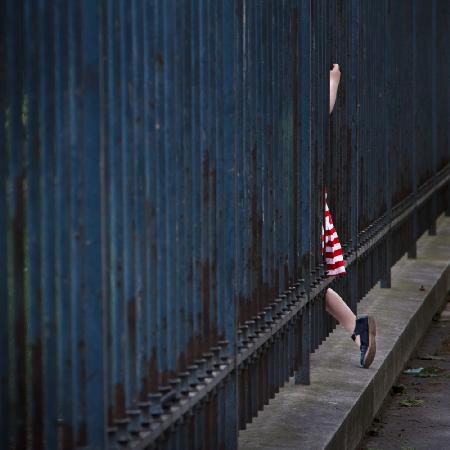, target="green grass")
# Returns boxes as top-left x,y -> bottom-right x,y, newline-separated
399,397 -> 424,407
415,366 -> 442,378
